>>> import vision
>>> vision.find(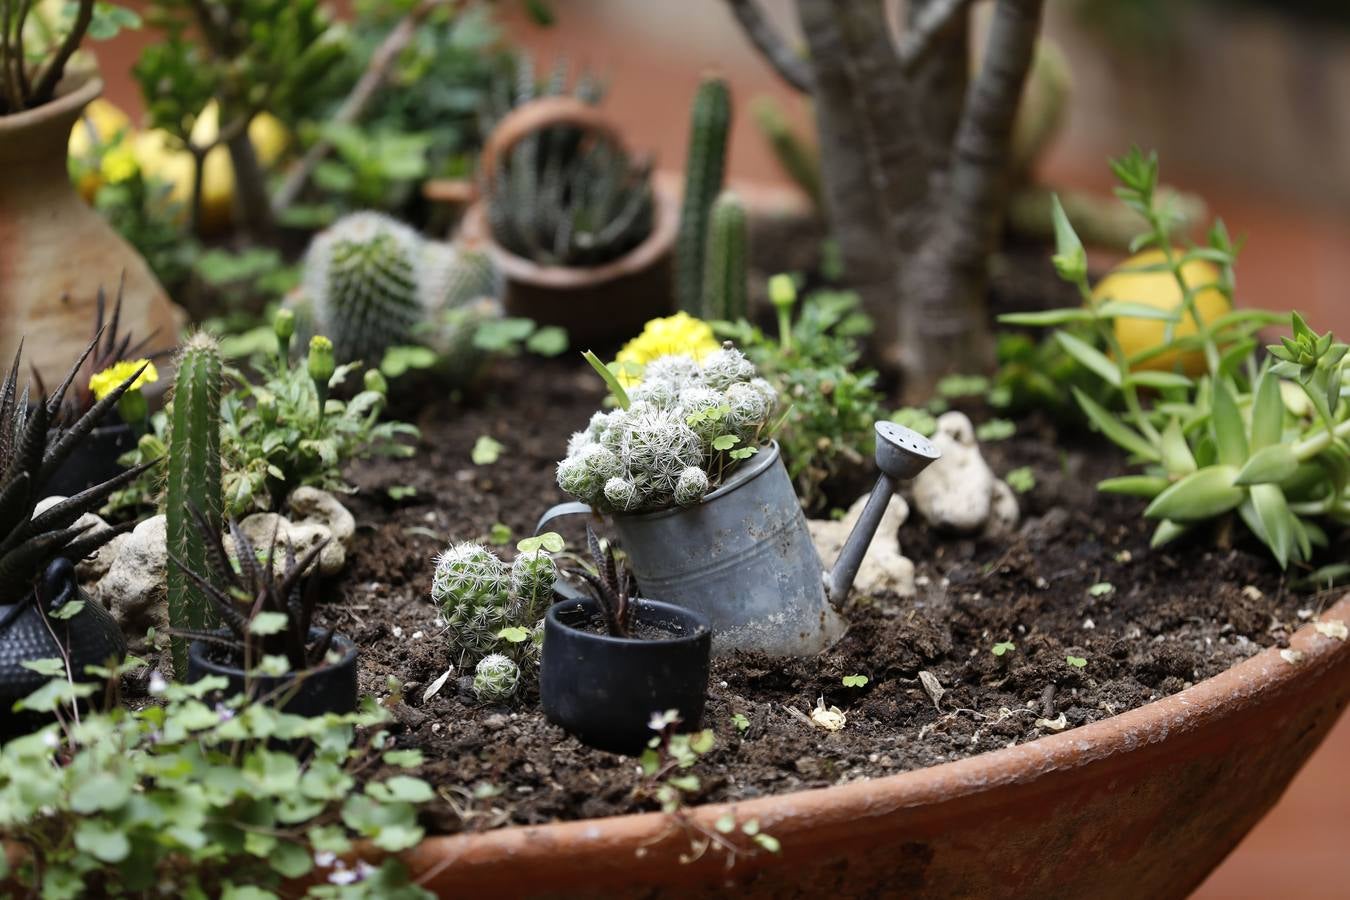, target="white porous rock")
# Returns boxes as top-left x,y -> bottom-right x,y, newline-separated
93,515 -> 168,633
912,411 -> 1018,535
35,496 -> 118,581
807,491 -> 914,598
229,512 -> 346,577
287,487 -> 356,547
